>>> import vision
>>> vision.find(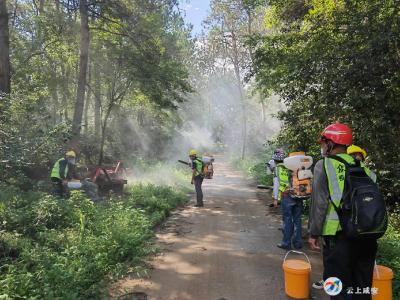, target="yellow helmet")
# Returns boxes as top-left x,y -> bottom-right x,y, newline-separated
347,145 -> 367,160
189,149 -> 198,156
66,150 -> 76,158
